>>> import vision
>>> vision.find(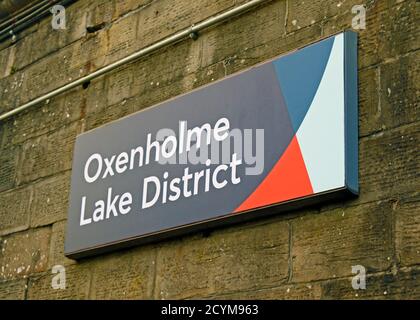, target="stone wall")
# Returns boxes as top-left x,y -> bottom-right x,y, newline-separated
0,0 -> 418,299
